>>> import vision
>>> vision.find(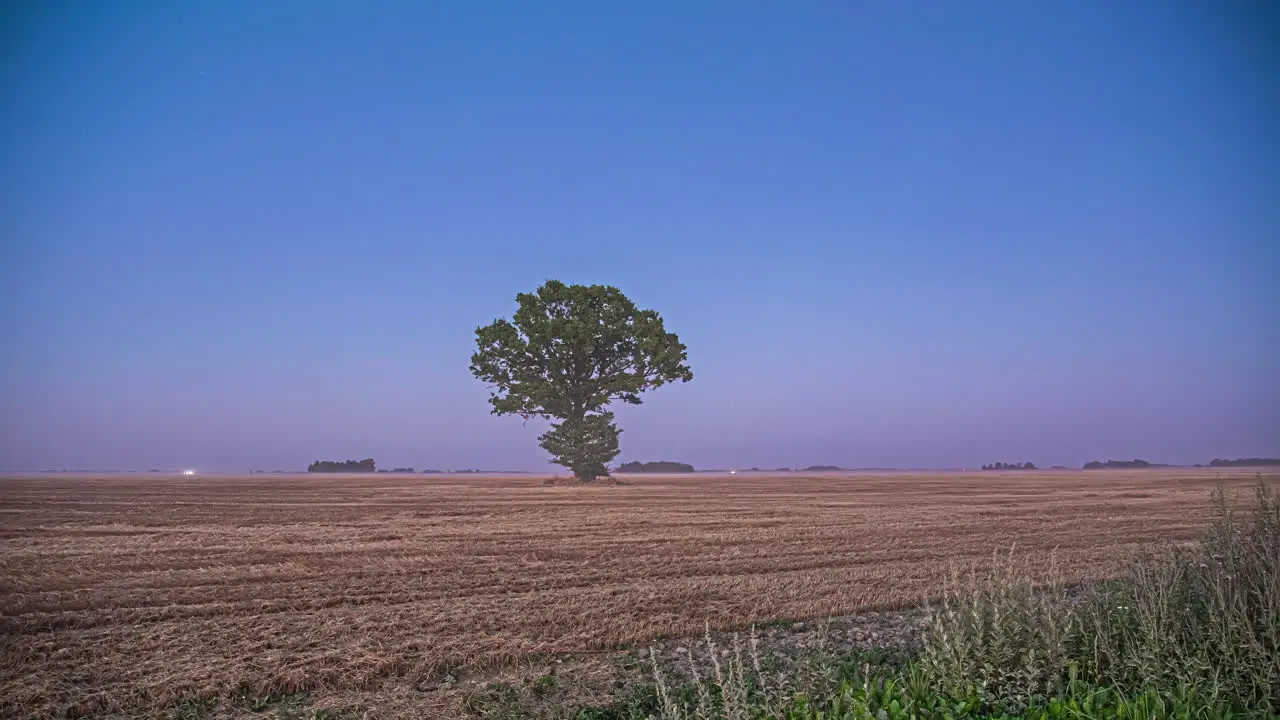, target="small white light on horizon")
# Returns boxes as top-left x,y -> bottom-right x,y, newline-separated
182,469 -> 196,476
729,470 -> 737,475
